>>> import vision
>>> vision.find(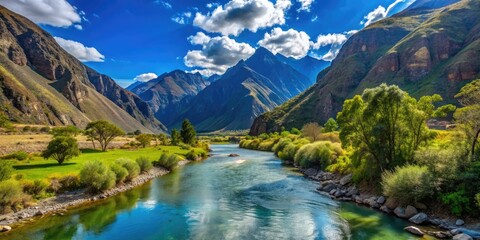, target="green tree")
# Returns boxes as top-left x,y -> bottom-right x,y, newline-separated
455,80 -> 480,161
0,113 -> 12,128
51,125 -> 81,137
323,118 -> 339,133
42,136 -> 80,165
0,161 -> 13,181
85,121 -> 125,152
180,119 -> 196,145
170,129 -> 181,146
157,133 -> 168,145
135,134 -> 152,148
